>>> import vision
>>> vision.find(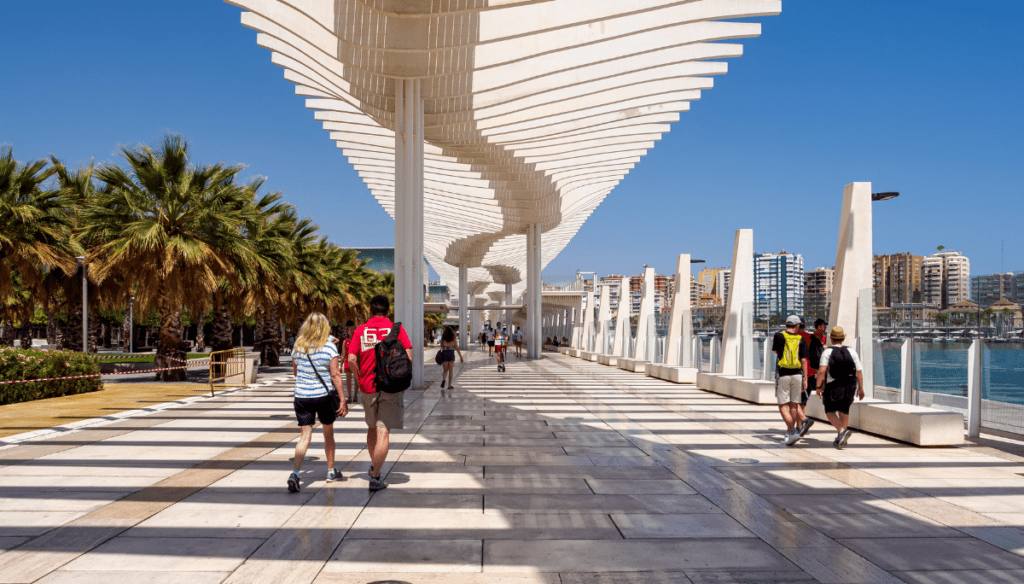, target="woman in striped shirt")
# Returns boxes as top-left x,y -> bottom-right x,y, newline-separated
287,312 -> 347,492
